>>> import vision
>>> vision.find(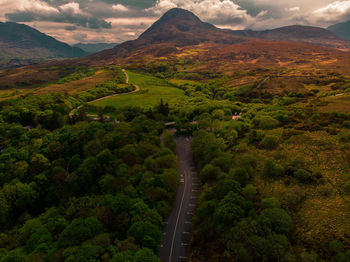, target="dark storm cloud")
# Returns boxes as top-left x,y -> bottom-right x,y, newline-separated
6,11 -> 112,29
64,25 -> 76,31
100,0 -> 156,9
